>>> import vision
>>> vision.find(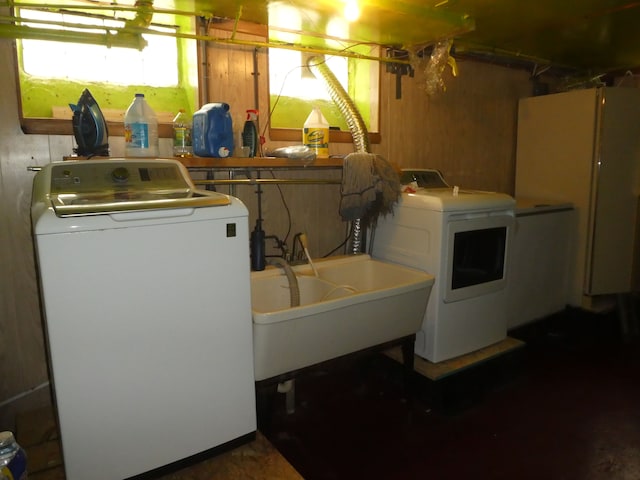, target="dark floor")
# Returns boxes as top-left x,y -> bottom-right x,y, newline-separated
259,308 -> 640,480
